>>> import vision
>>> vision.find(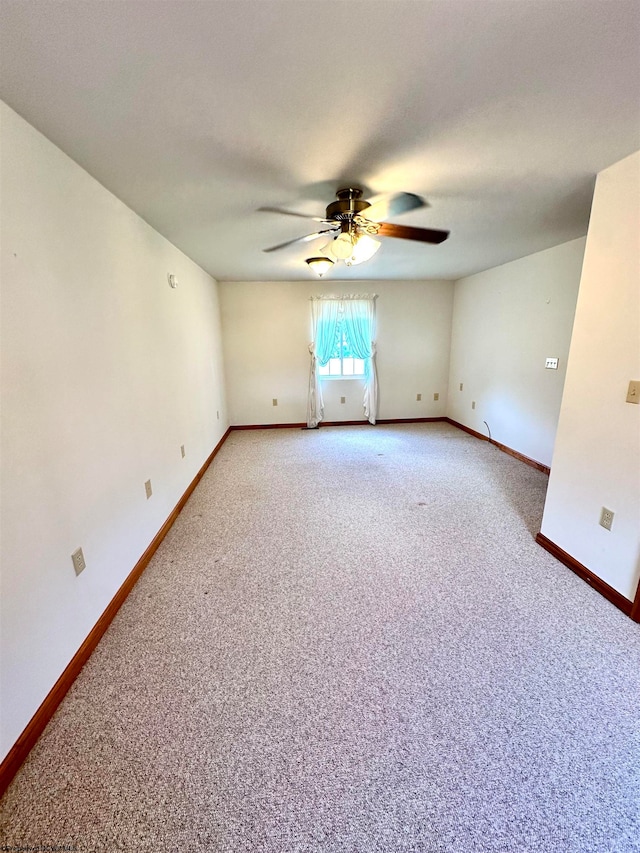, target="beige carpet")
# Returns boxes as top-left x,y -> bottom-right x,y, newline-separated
1,423 -> 639,852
